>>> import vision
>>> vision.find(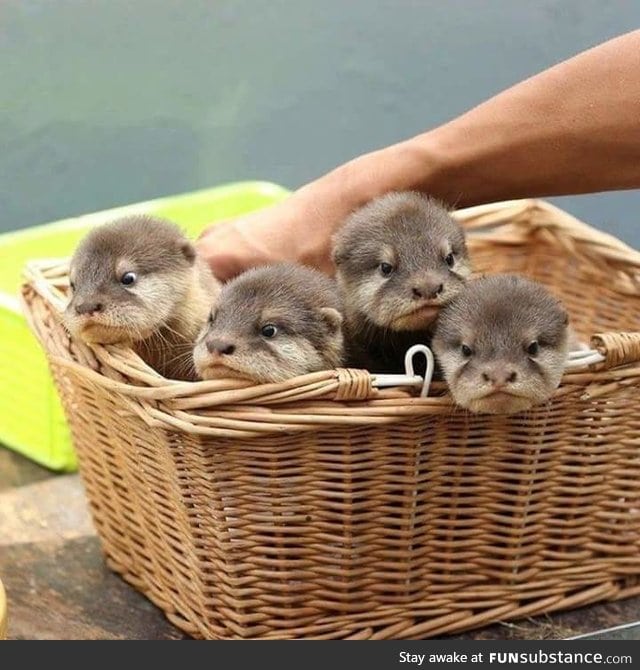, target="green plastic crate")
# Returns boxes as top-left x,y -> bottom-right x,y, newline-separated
0,181 -> 290,471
